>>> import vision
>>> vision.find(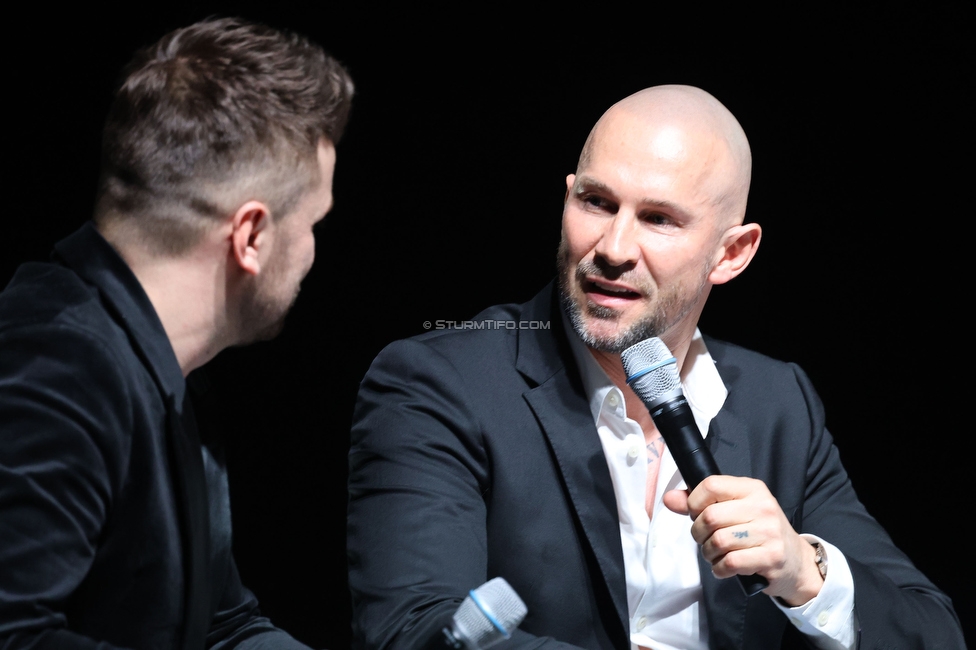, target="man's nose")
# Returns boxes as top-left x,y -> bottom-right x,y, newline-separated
593,213 -> 639,269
